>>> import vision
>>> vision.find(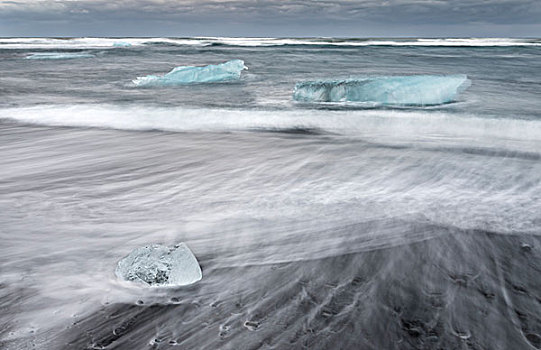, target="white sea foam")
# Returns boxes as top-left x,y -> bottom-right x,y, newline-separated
25,52 -> 95,60
206,37 -> 541,47
1,105 -> 540,150
0,37 -> 539,49
1,103 -> 540,343
0,37 -> 207,49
